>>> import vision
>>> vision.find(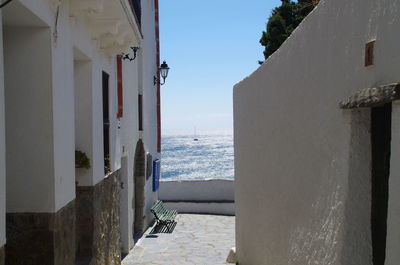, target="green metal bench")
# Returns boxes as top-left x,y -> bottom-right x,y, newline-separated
150,200 -> 177,232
